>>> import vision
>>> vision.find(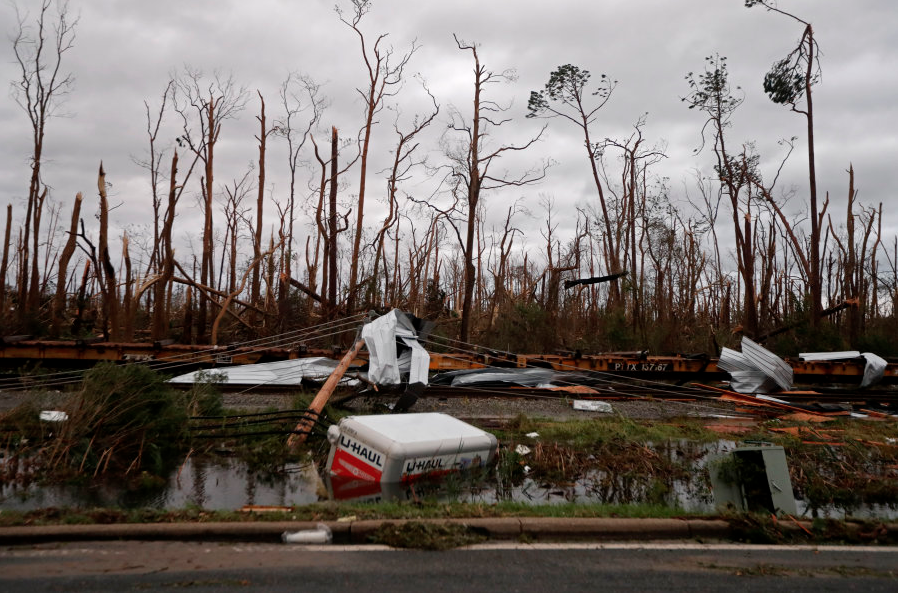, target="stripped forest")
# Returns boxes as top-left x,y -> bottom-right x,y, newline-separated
2,0 -> 896,357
